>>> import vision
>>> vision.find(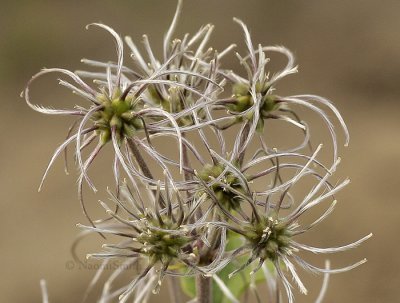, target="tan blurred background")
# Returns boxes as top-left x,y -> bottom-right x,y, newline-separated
1,0 -> 399,302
